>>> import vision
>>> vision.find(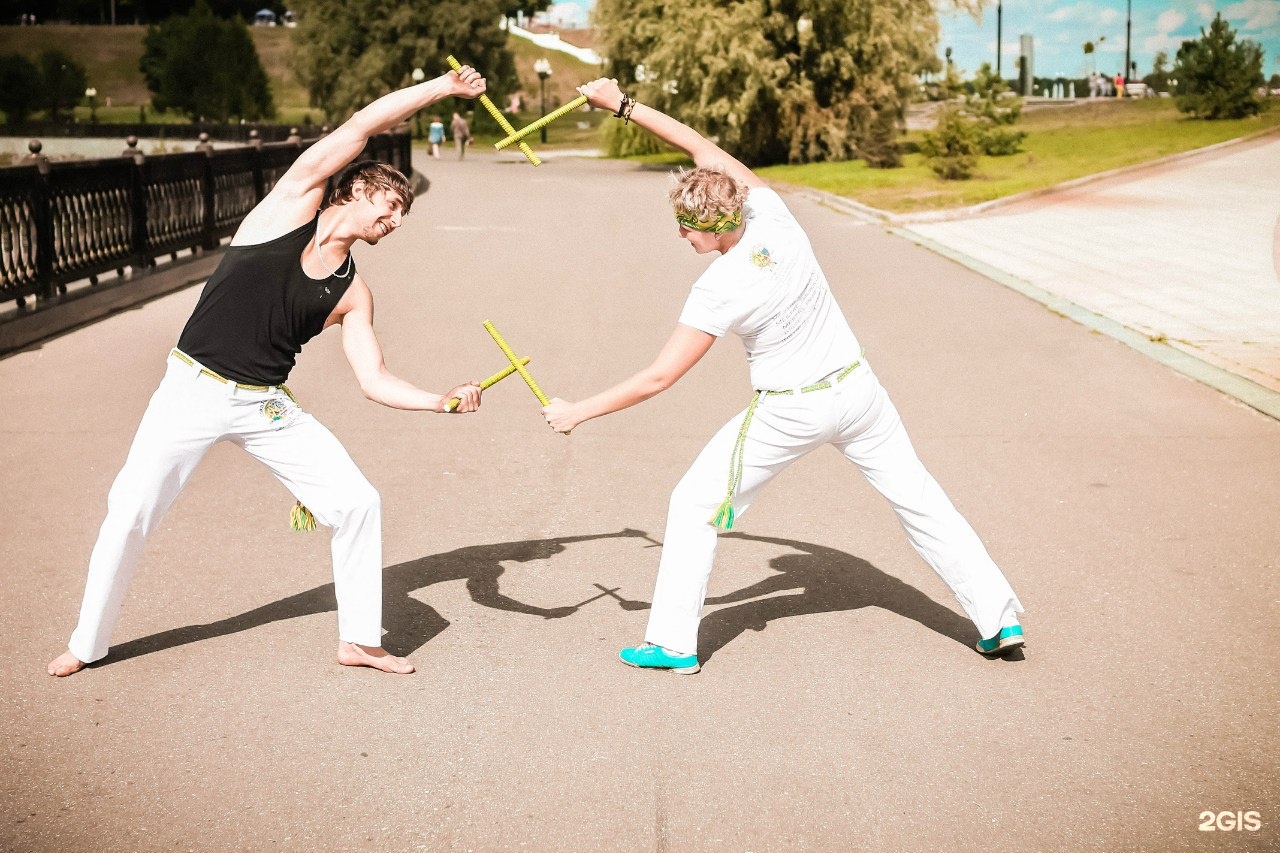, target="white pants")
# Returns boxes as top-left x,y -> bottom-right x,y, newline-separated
645,362 -> 1023,656
66,352 -> 383,663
